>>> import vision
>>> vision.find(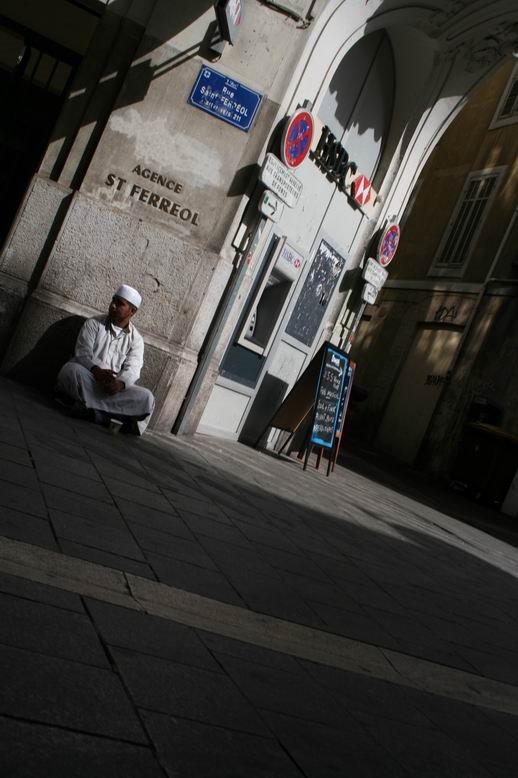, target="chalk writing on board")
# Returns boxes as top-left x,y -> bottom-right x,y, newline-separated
311,346 -> 349,448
